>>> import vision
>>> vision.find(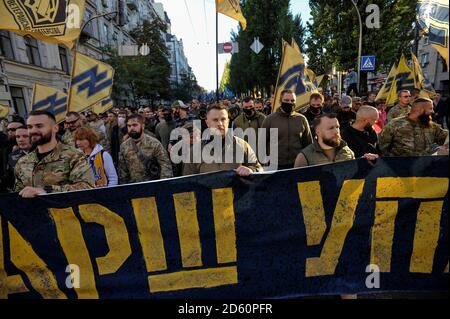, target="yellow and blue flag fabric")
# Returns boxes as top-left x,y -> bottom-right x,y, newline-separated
272,40 -> 318,112
411,52 -> 436,99
216,0 -> 247,30
0,0 -> 85,49
376,64 -> 397,101
417,0 -> 449,66
31,83 -> 67,123
68,51 -> 114,114
0,104 -> 10,117
385,55 -> 416,106
92,97 -> 113,115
